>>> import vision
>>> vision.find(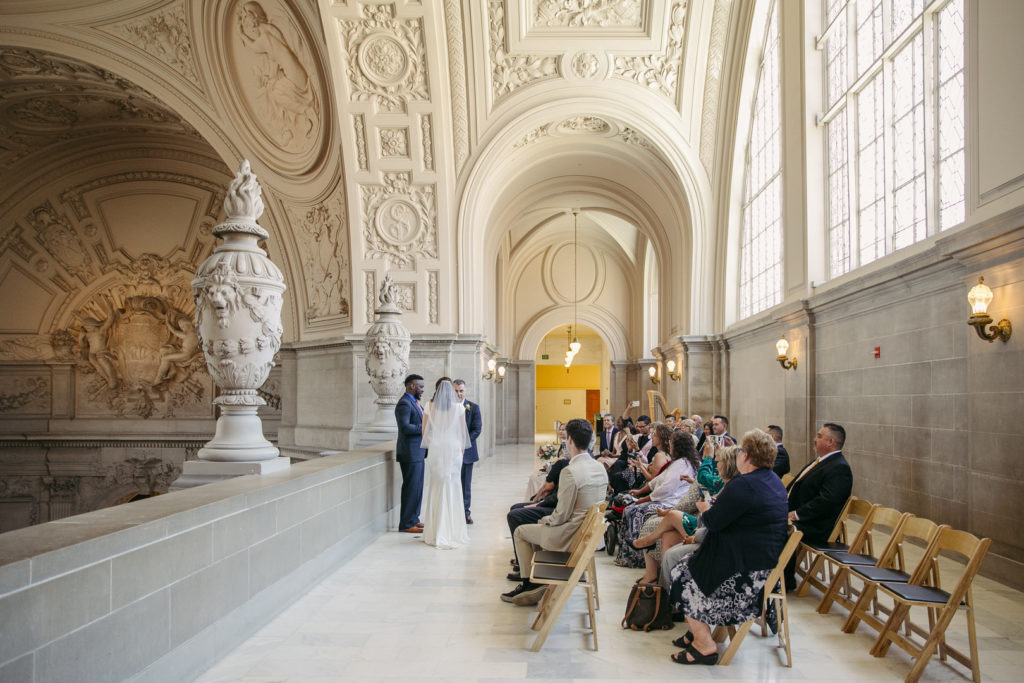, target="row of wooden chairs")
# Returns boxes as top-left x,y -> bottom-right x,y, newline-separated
794,495 -> 991,683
